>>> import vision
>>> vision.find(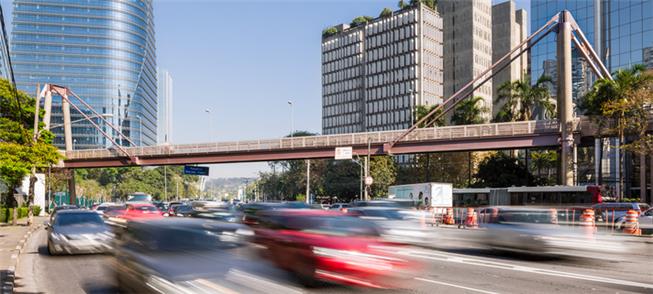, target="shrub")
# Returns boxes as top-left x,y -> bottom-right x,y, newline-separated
322,27 -> 338,38
350,16 -> 374,27
18,207 -> 29,218
0,208 -> 7,222
32,205 -> 41,217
